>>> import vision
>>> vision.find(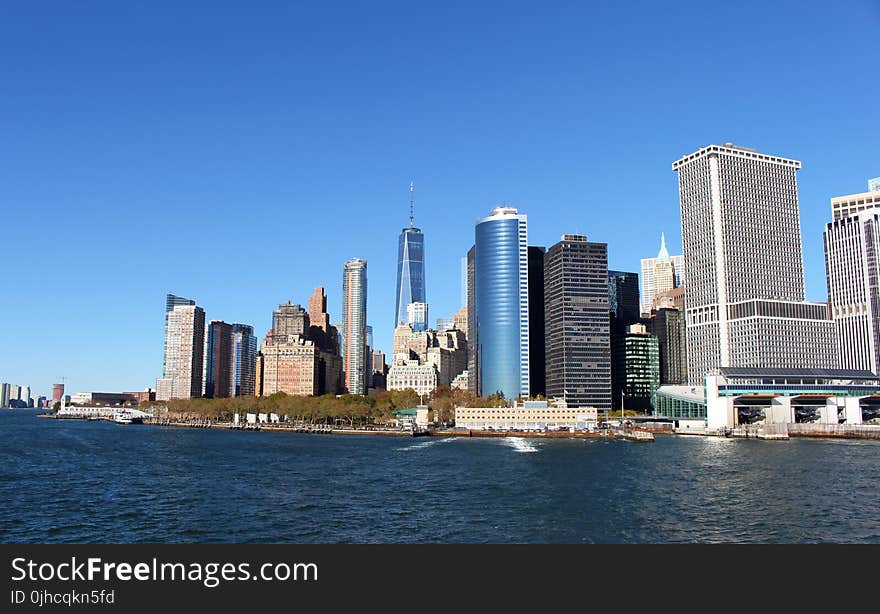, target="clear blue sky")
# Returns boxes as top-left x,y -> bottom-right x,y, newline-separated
2,1 -> 878,397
